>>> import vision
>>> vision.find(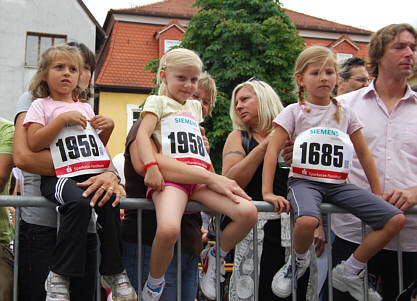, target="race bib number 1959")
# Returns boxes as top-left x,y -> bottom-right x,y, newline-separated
50,123 -> 110,177
292,127 -> 354,184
